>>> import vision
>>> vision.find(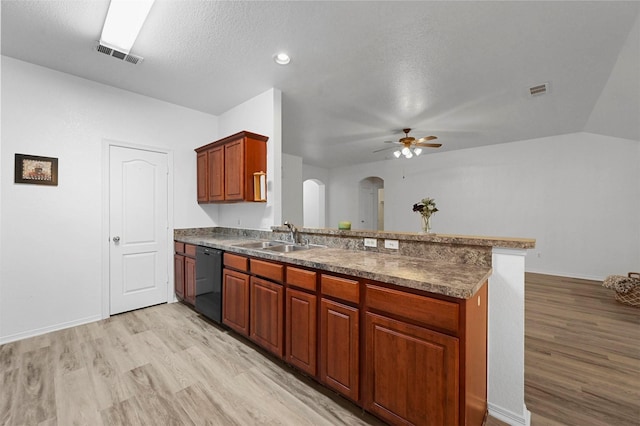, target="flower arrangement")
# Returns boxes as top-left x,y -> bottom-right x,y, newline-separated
413,197 -> 438,232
